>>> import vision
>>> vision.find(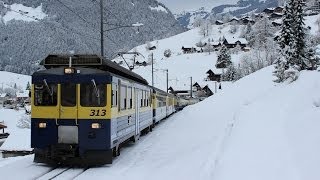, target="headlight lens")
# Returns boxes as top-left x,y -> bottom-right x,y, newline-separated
38,123 -> 47,128
91,123 -> 101,129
